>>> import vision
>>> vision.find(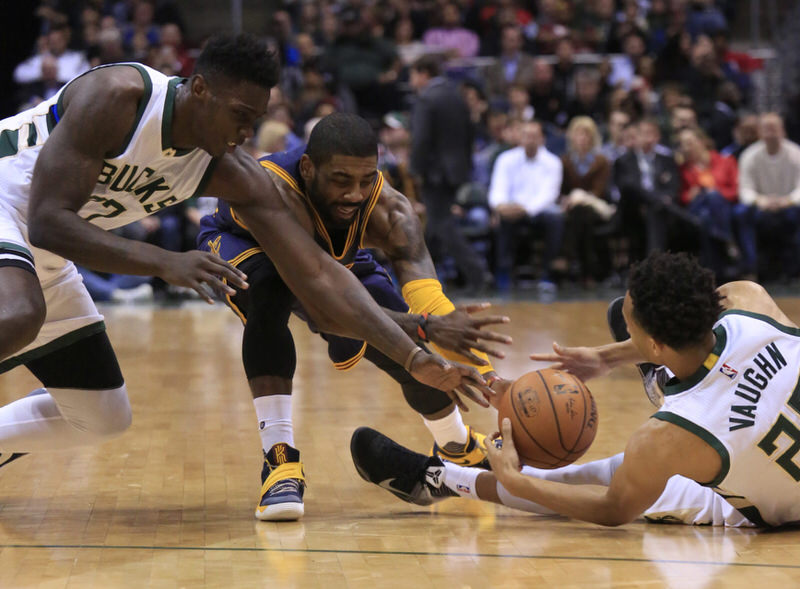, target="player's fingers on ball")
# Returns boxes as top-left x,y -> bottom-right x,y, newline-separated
501,417 -> 514,441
